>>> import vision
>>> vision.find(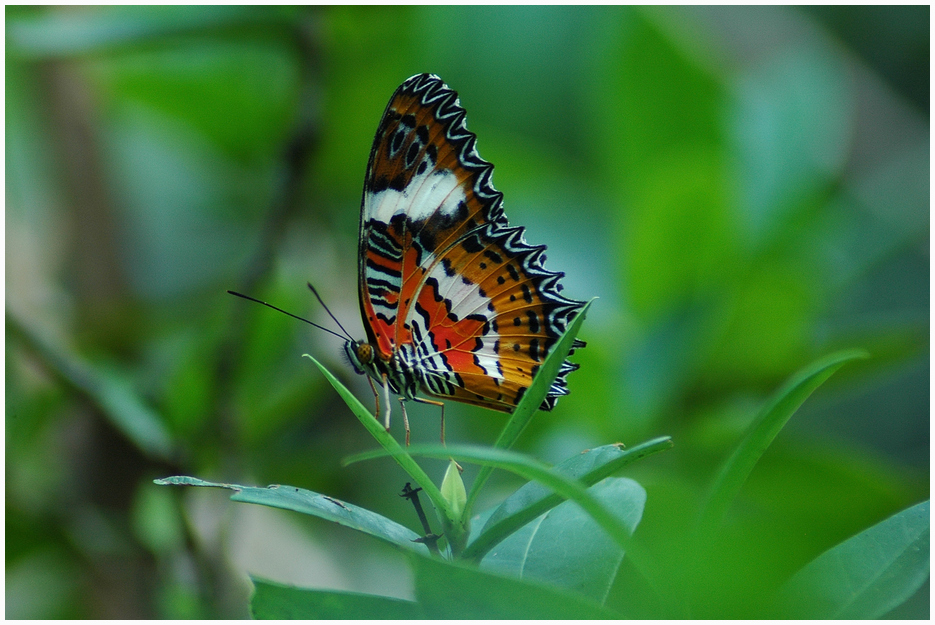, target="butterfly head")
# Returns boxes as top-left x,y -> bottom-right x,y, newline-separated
344,339 -> 375,376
